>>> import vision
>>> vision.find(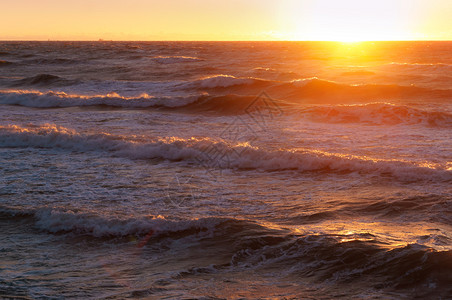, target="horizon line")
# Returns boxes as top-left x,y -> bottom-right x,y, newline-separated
1,39 -> 452,42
